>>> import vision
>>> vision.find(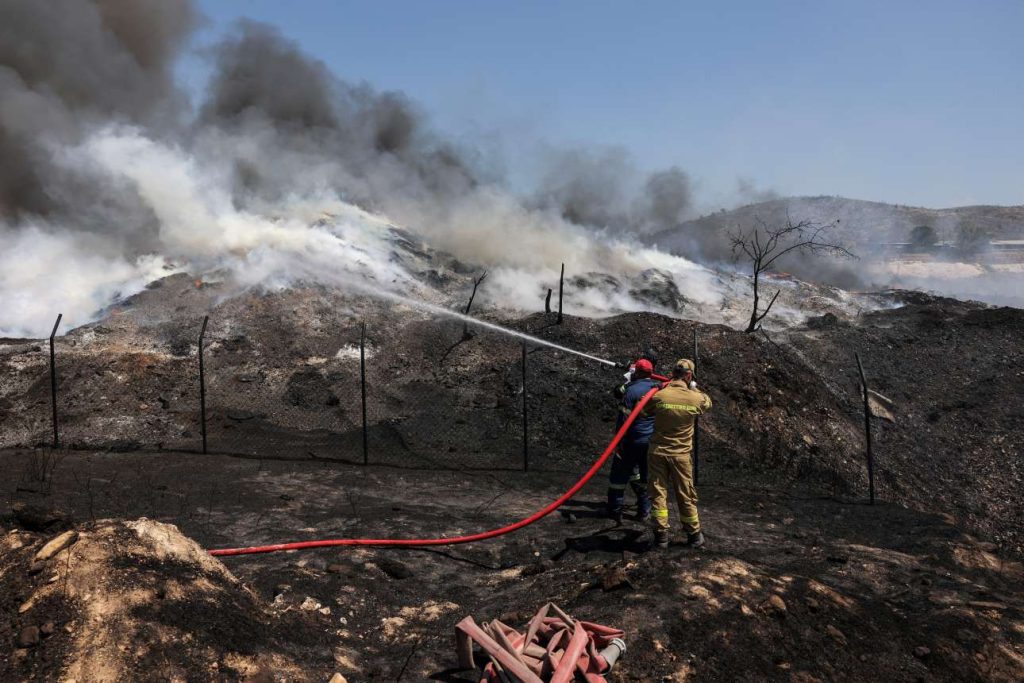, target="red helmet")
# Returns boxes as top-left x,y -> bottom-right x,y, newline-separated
634,359 -> 653,373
